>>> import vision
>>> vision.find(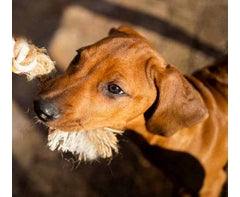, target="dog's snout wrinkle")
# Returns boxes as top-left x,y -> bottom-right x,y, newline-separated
34,98 -> 60,122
